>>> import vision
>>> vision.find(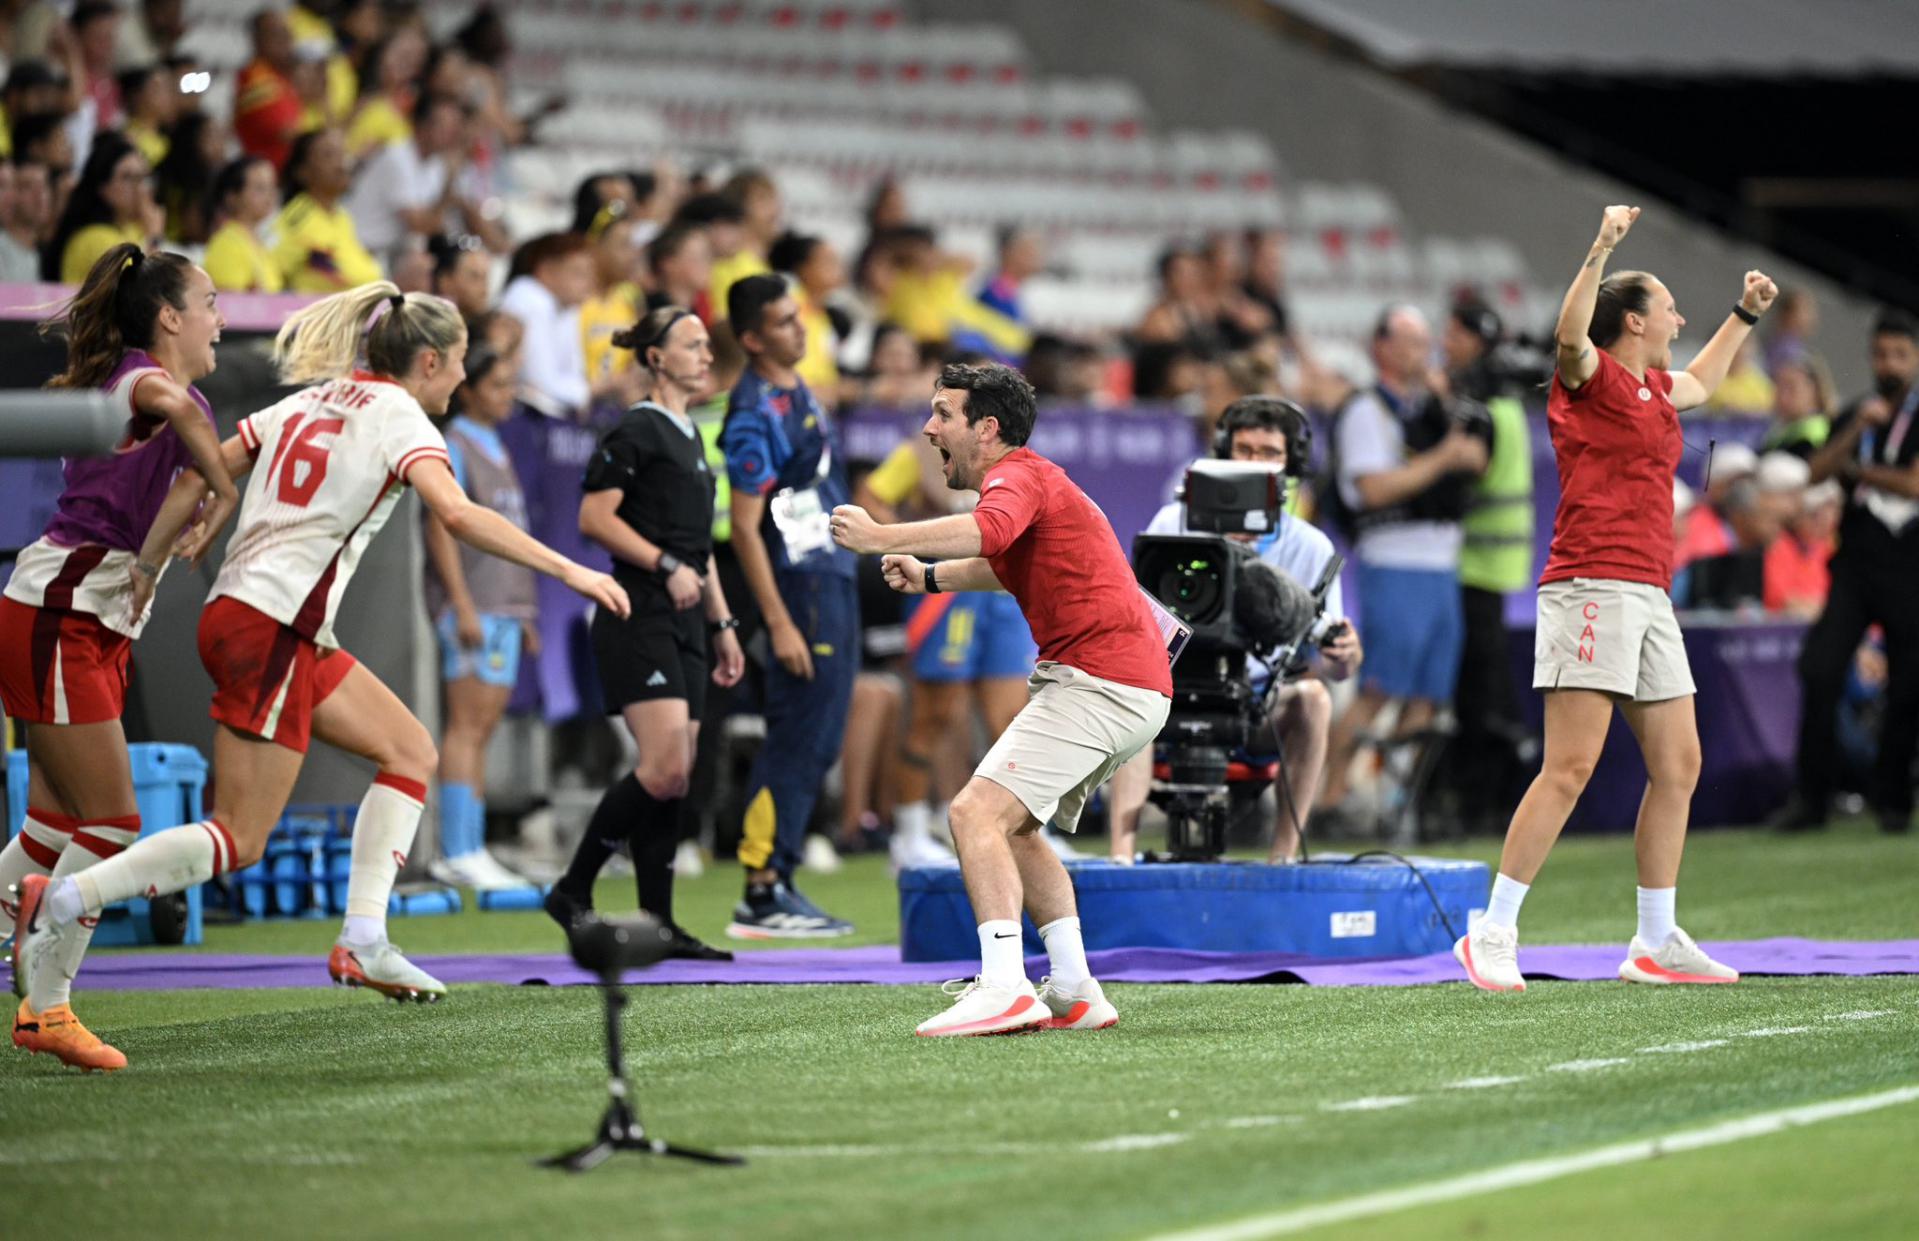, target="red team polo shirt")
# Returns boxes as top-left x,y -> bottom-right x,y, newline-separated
971,447 -> 1173,697
1540,349 -> 1683,590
